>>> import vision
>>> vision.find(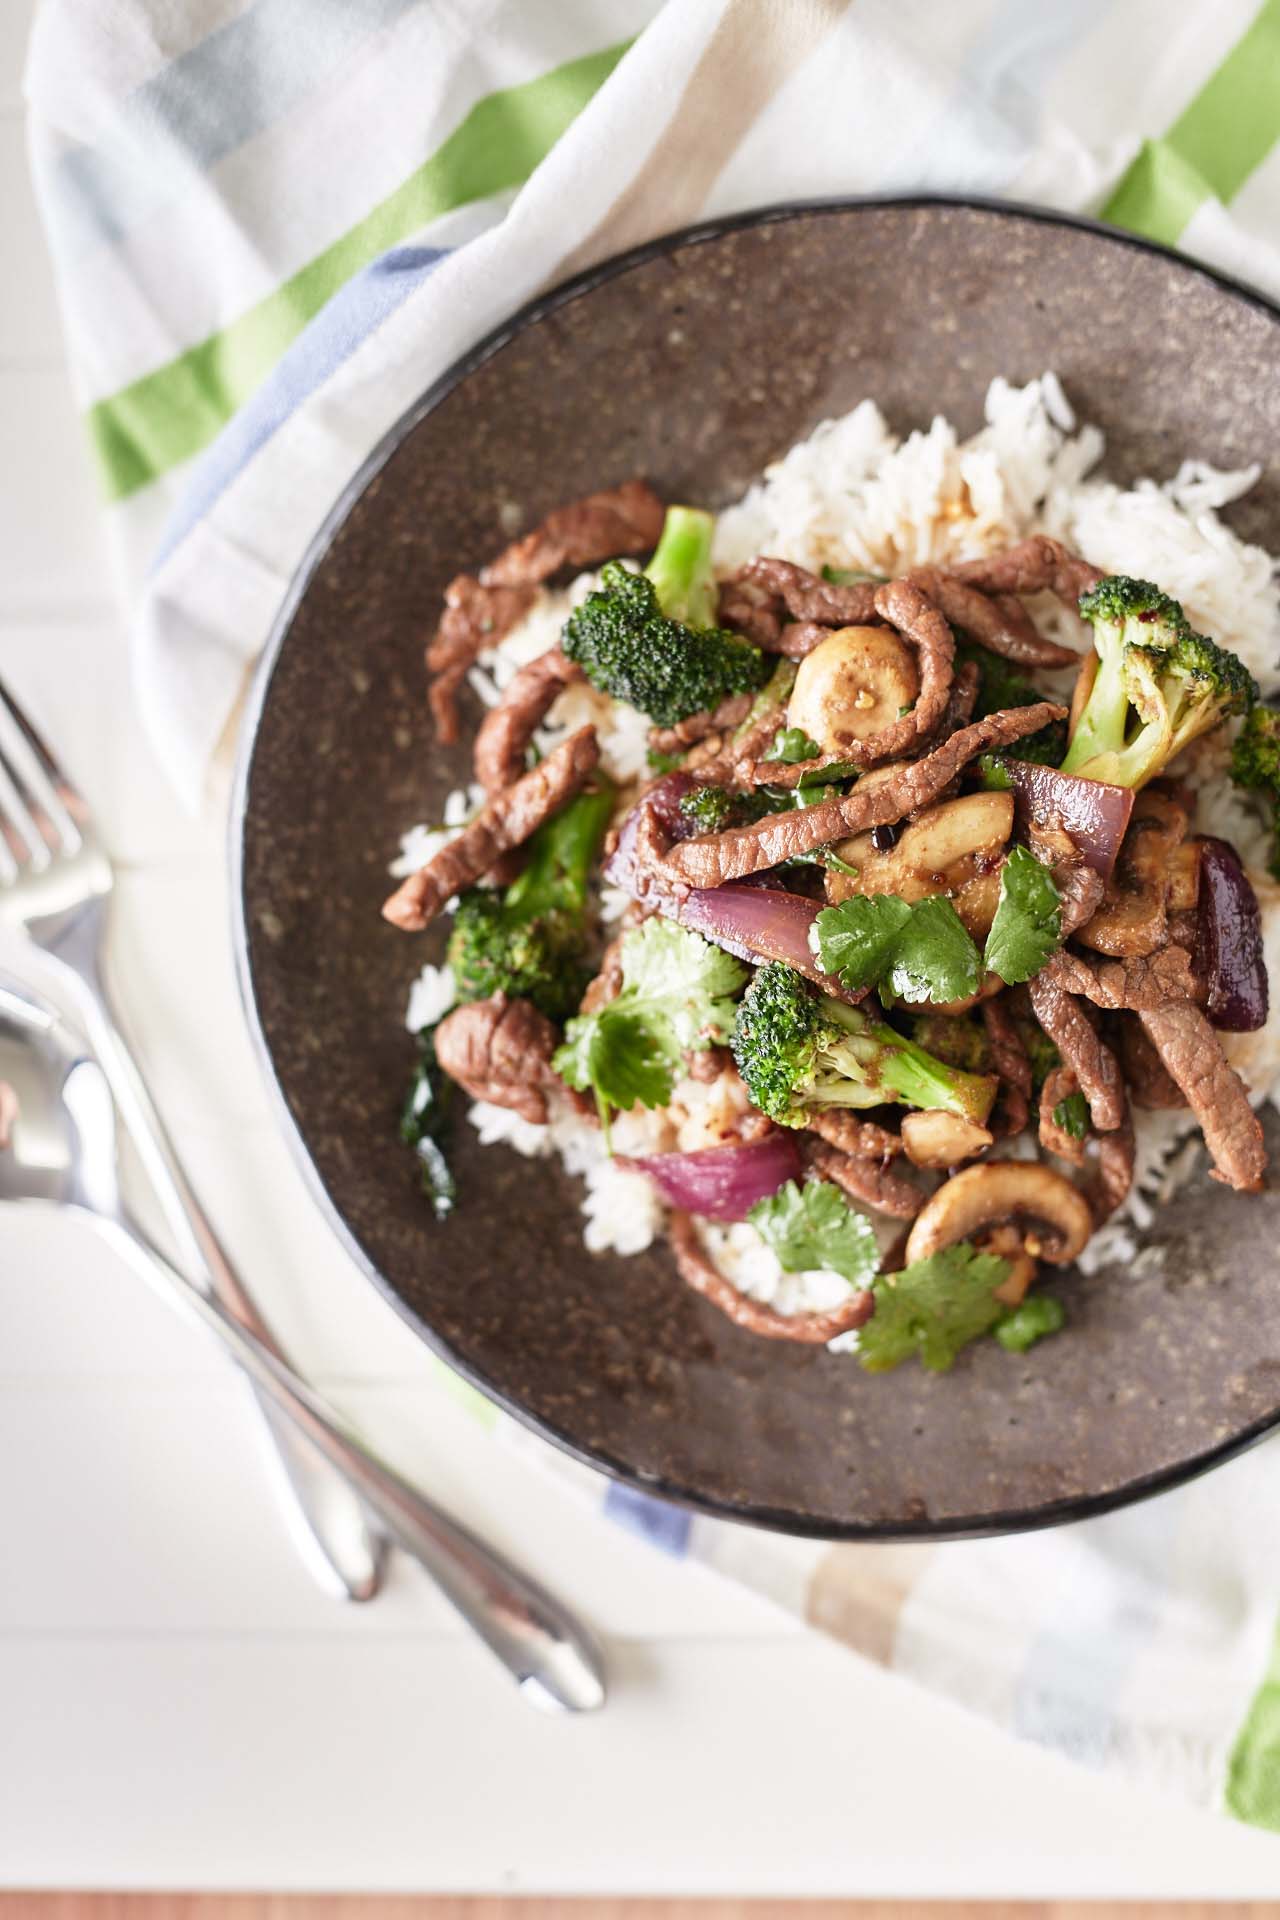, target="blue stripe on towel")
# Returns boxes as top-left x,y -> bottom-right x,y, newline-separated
604,1482 -> 692,1556
152,242 -> 448,568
